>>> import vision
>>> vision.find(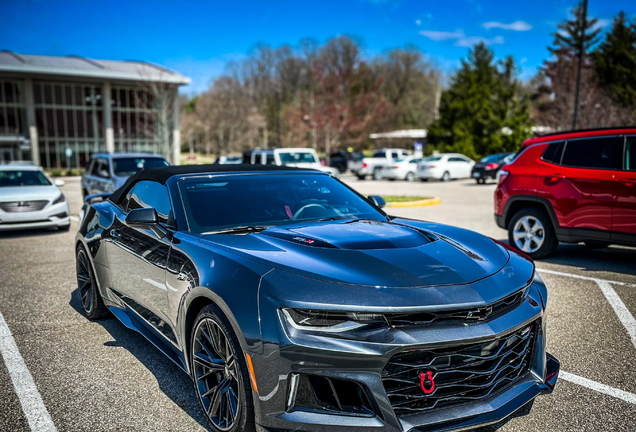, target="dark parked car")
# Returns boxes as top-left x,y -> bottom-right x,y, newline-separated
81,152 -> 169,197
76,164 -> 559,432
495,127 -> 636,259
471,152 -> 514,184
329,149 -> 362,174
